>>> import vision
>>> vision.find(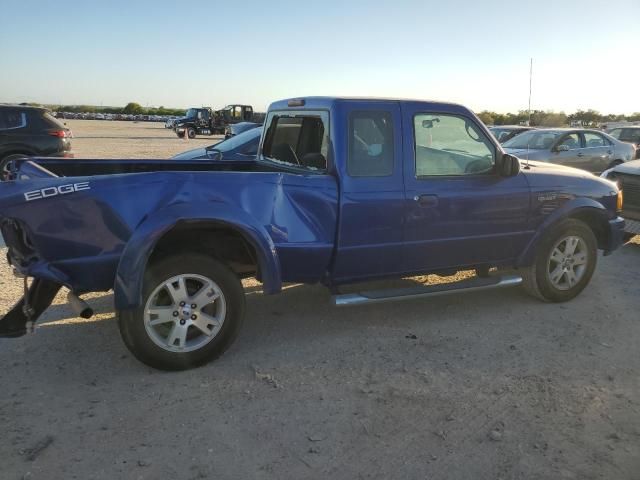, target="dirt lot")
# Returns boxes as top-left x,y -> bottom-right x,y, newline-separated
1,121 -> 640,480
